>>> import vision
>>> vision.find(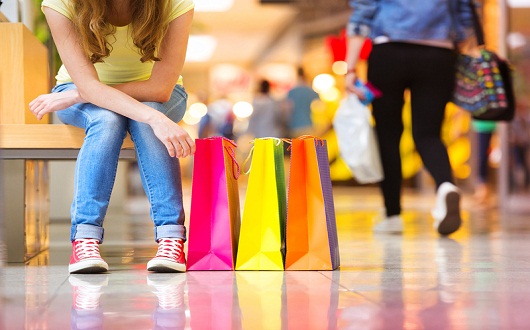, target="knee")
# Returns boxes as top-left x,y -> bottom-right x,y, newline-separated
143,101 -> 164,112
412,130 -> 441,150
87,111 -> 128,141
